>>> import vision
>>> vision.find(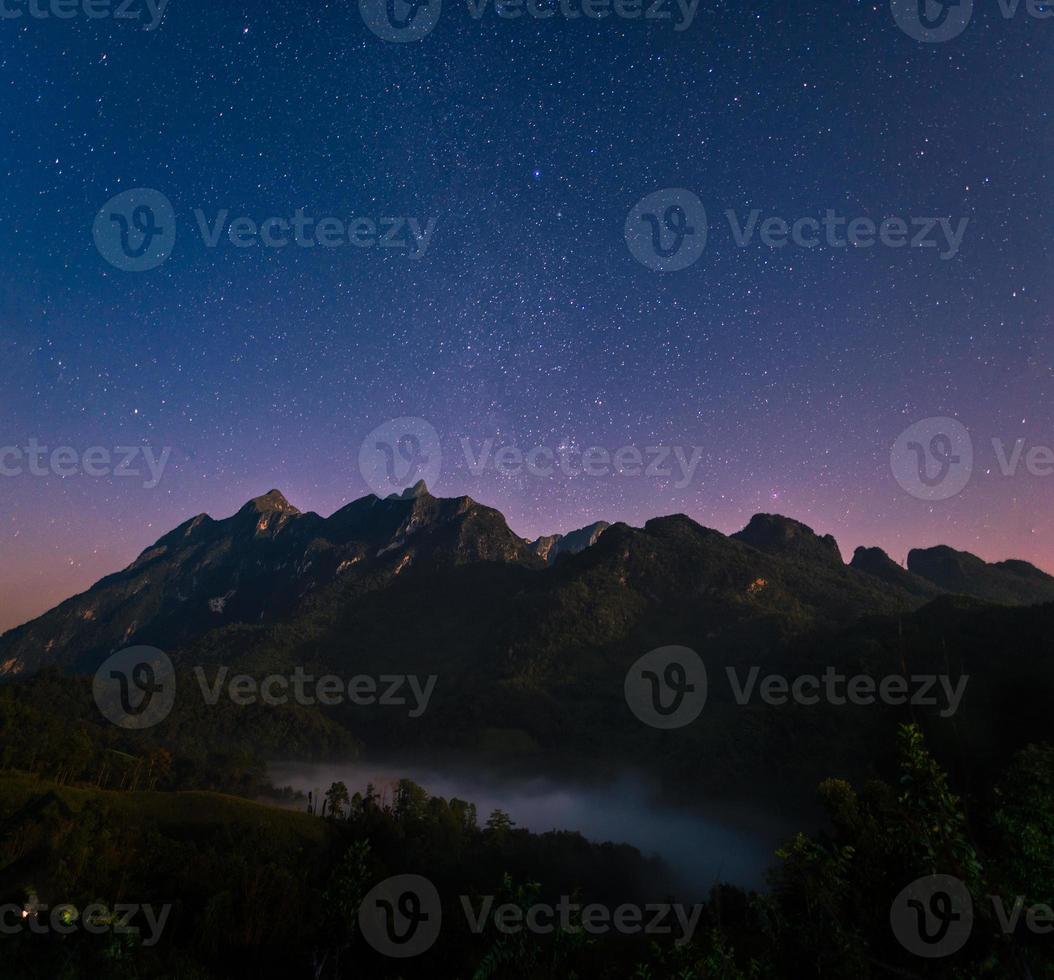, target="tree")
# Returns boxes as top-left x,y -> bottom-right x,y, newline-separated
393,778 -> 429,823
484,809 -> 515,838
992,743 -> 1054,908
324,781 -> 351,820
895,723 -> 982,888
